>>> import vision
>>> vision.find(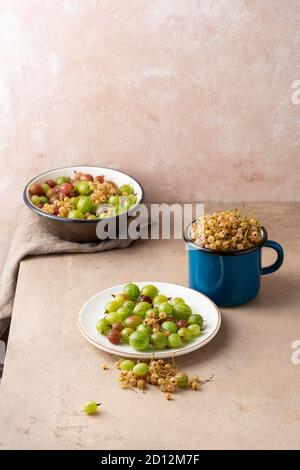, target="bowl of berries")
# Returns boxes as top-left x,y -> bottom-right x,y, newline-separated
24,166 -> 144,242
